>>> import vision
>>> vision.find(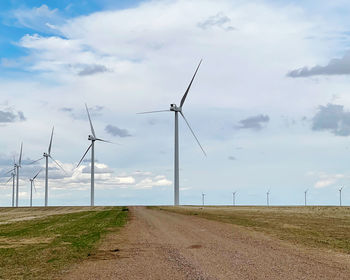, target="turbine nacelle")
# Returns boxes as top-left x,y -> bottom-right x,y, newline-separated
170,104 -> 181,112
88,135 -> 96,141
43,152 -> 49,157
